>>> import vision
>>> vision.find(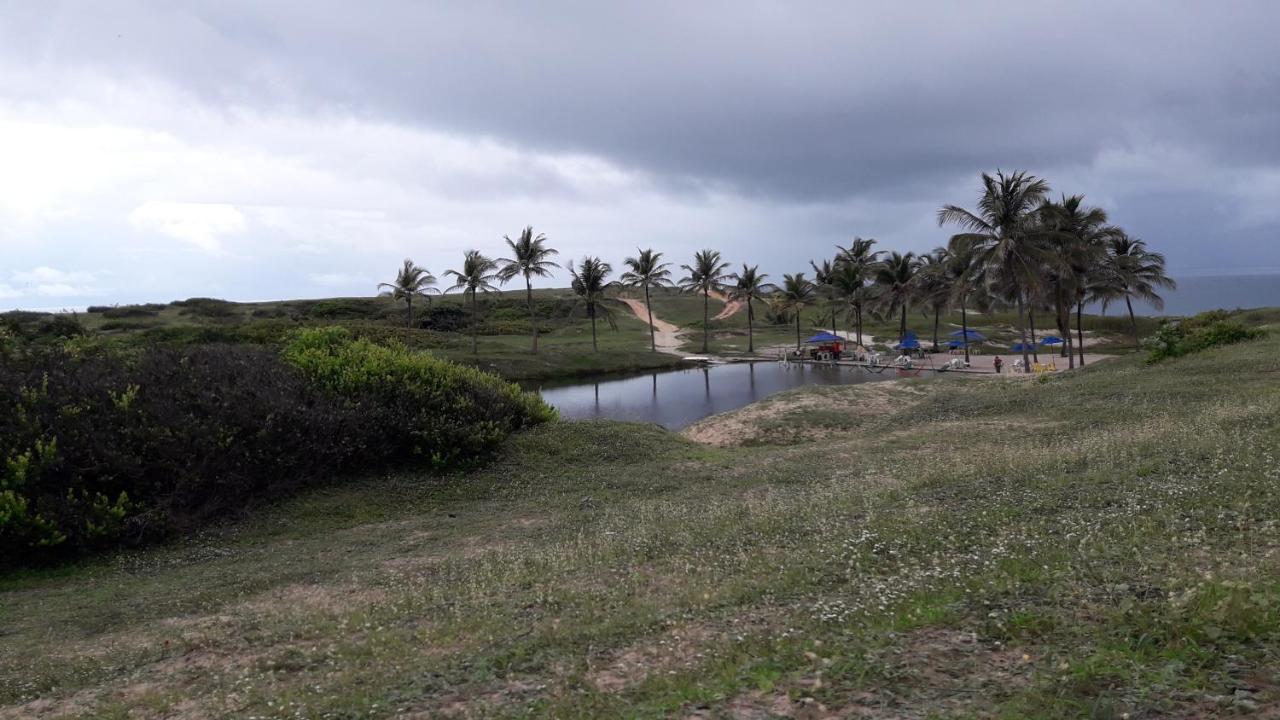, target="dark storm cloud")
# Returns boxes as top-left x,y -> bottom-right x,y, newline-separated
7,0 -> 1280,202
